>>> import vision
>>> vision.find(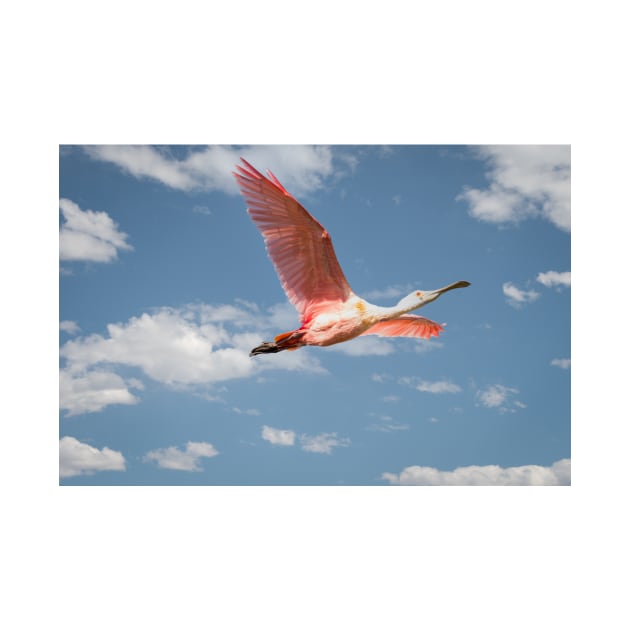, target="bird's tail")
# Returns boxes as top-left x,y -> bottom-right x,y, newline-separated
250,330 -> 305,357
